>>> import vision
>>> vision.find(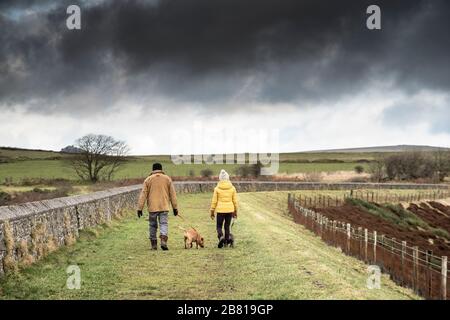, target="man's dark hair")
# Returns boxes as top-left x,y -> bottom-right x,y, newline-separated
152,163 -> 163,171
